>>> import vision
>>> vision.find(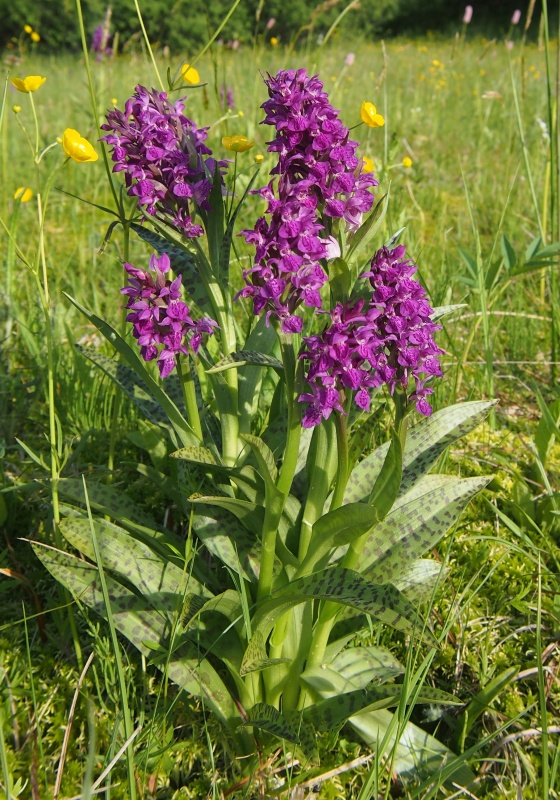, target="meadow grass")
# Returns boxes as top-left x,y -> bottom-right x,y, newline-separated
0,30 -> 559,799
